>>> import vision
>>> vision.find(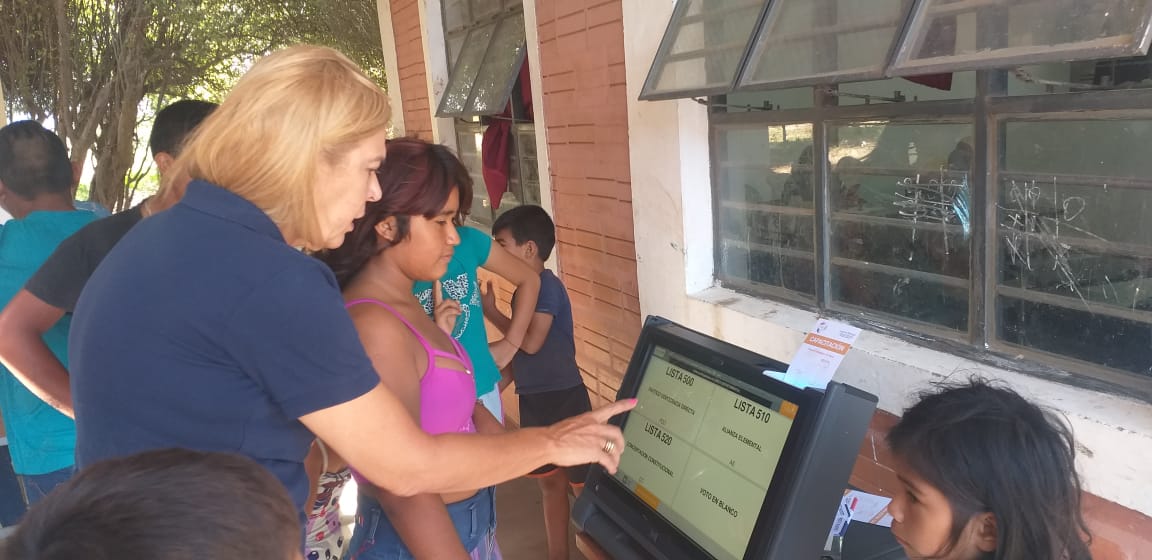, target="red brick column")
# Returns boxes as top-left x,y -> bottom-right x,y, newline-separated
535,0 -> 639,406
390,0 -> 434,139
